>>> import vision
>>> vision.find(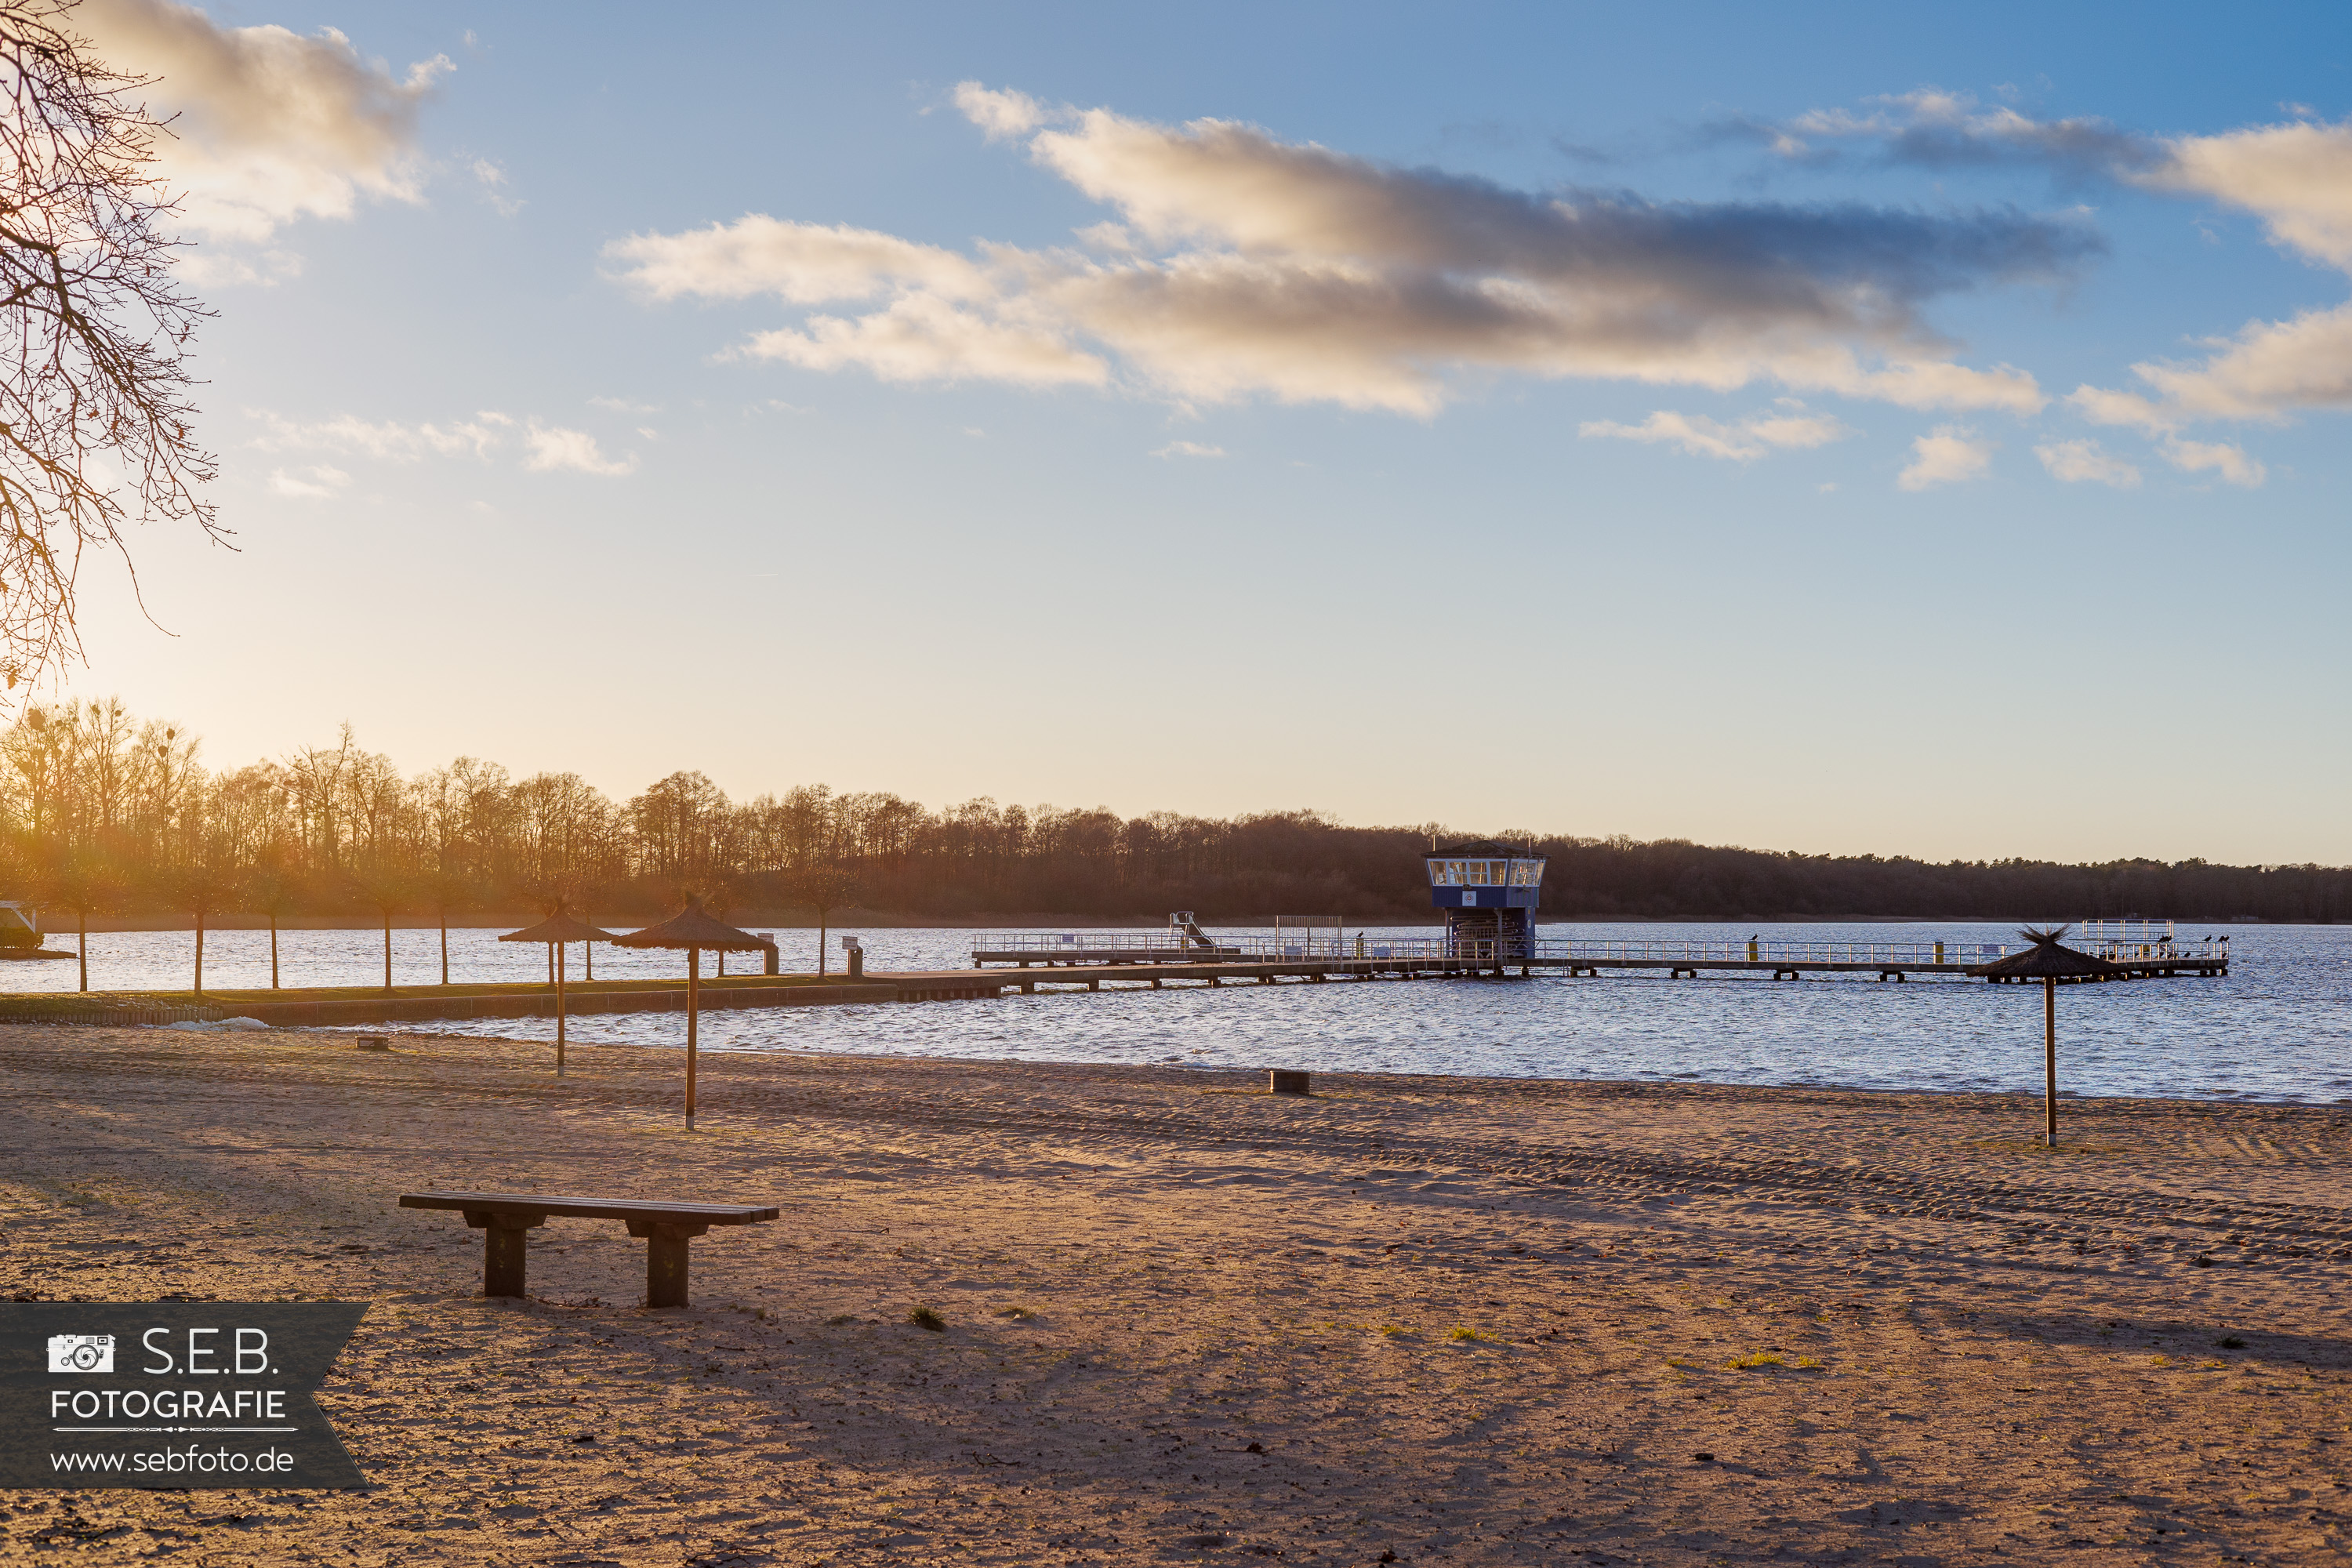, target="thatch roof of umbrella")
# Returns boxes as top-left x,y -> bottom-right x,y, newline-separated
496,909 -> 612,1081
1966,925 -> 2119,980
608,896 -> 771,1131
497,912 -> 615,945
611,896 -> 772,952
